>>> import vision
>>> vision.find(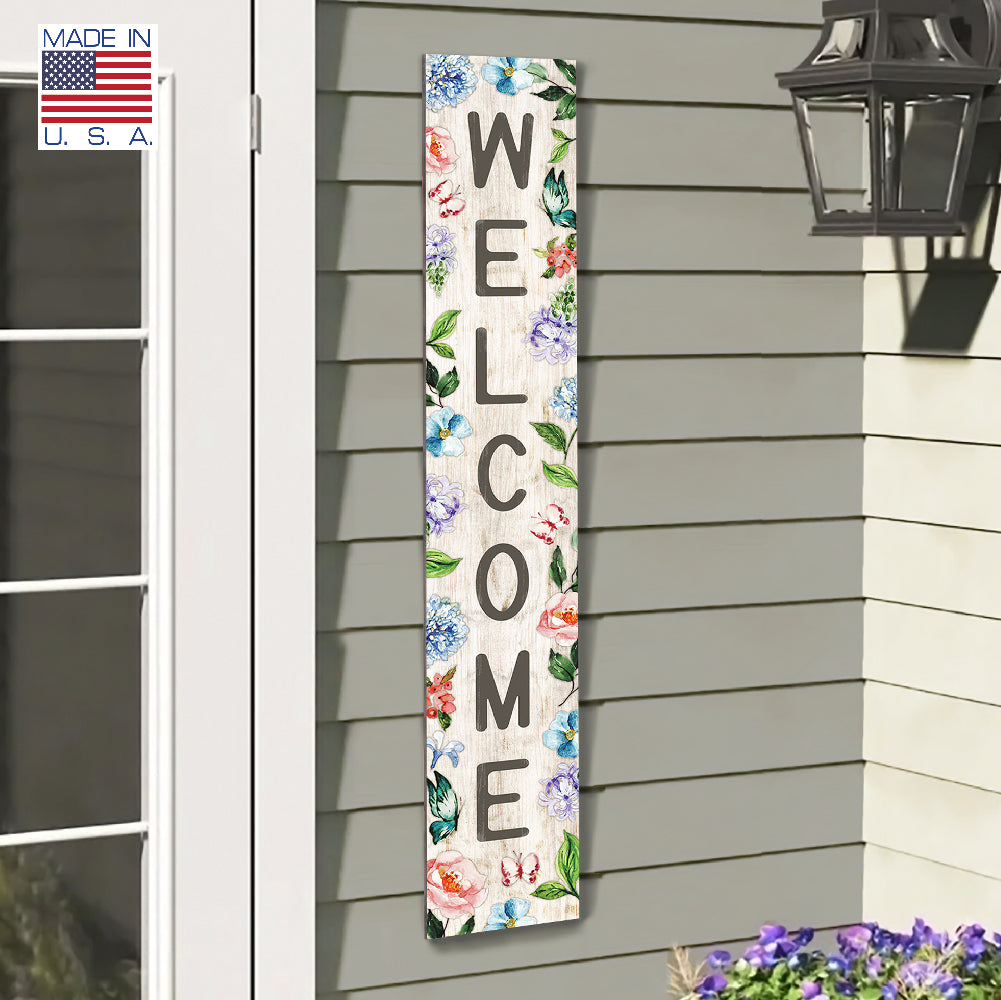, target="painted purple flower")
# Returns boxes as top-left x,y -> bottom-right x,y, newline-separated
426,225 -> 457,271
538,762 -> 579,820
426,474 -> 467,537
706,950 -> 731,969
524,306 -> 577,364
